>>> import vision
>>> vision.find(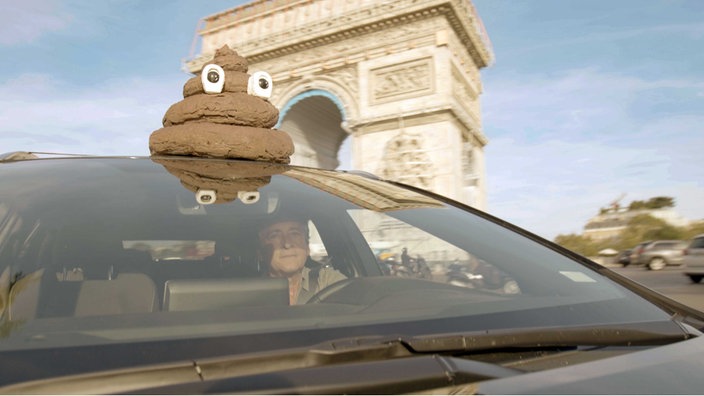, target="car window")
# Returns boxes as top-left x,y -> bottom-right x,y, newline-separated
348,209 -> 519,294
0,158 -> 673,353
690,237 -> 704,249
123,240 -> 216,261
307,221 -> 329,263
